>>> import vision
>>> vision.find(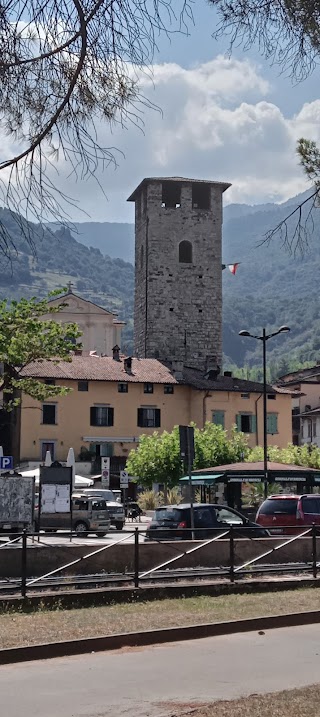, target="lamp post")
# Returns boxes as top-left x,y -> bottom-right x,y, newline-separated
239,326 -> 290,499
